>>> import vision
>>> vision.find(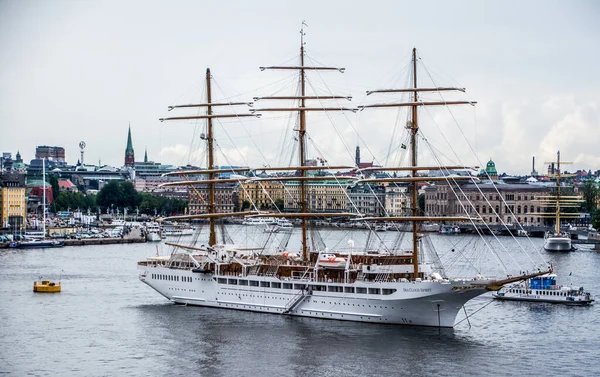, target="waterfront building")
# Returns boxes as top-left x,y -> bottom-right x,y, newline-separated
188,182 -> 237,214
0,172 -> 27,231
347,183 -> 386,216
384,183 -> 410,216
238,181 -> 284,210
284,180 -> 348,213
424,182 -> 550,225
